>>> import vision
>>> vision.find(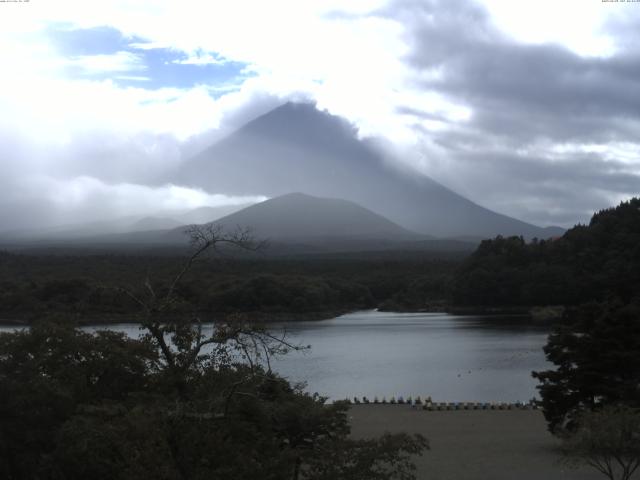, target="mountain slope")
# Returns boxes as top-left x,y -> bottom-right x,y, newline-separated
2,194 -> 479,255
178,204 -> 253,225
176,102 -> 562,239
210,192 -> 423,241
